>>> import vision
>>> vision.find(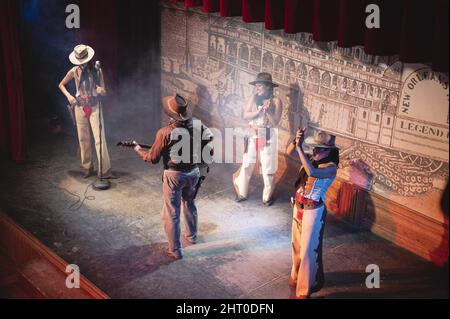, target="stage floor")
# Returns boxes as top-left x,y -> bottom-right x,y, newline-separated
0,128 -> 448,299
